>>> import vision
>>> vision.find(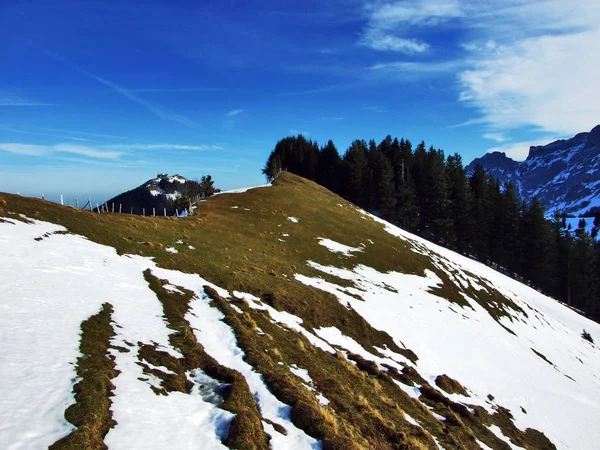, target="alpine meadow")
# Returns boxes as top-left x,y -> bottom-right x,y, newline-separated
2,0 -> 600,449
